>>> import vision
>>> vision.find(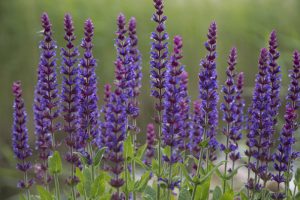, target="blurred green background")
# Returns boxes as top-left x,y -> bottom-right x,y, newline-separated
1,0 -> 300,199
